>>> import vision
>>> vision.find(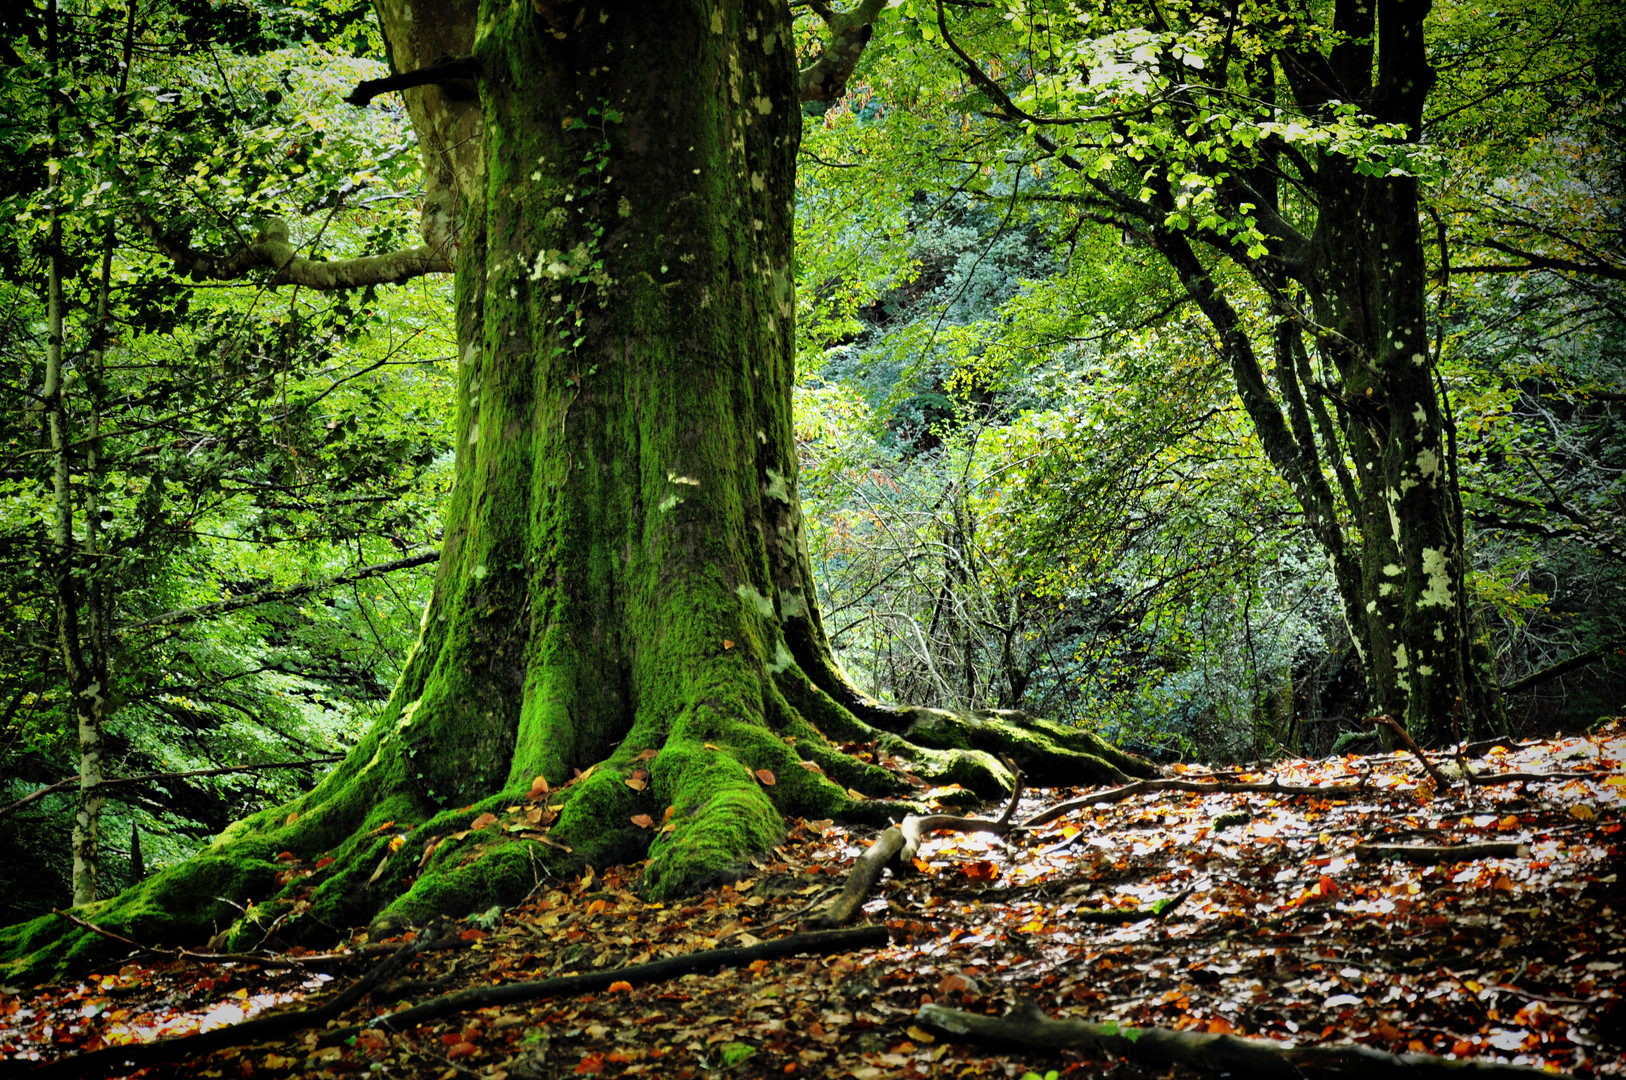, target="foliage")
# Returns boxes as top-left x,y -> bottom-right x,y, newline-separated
0,0 -> 454,920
